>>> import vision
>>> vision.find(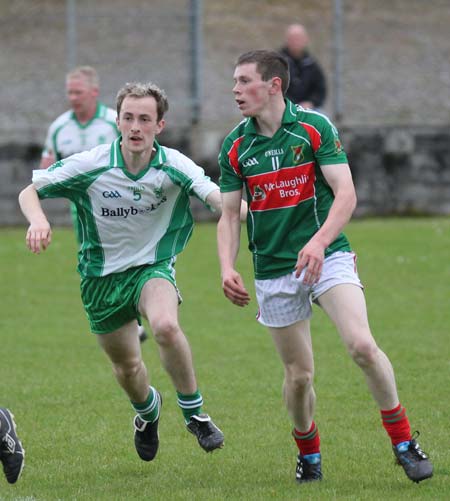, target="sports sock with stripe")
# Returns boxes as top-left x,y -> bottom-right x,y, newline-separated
131,386 -> 160,423
381,403 -> 411,446
293,421 -> 321,456
177,390 -> 204,423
